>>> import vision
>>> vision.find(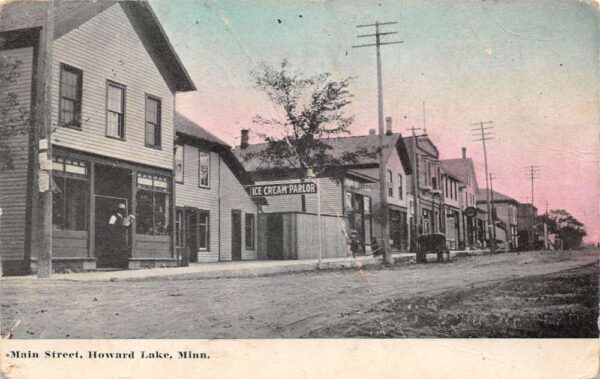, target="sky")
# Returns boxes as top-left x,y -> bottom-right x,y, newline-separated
149,0 -> 599,242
